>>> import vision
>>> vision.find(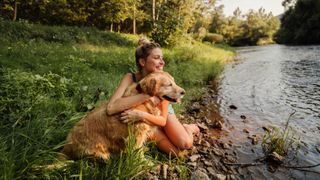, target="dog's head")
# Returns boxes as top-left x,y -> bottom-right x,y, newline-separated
137,72 -> 185,103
